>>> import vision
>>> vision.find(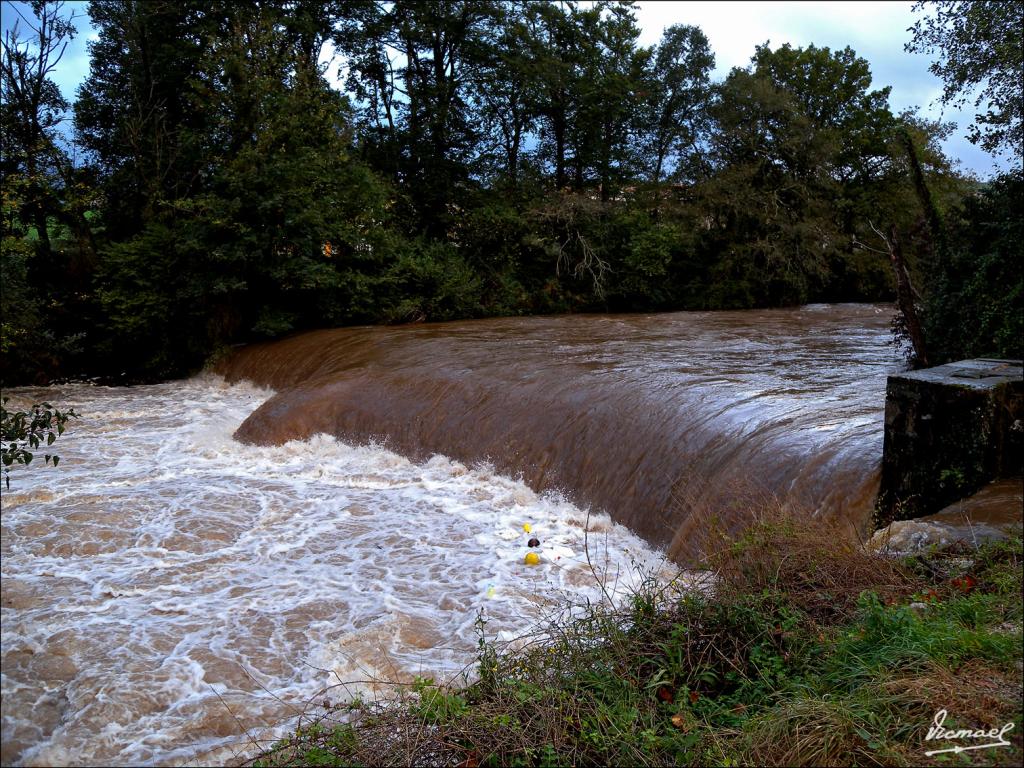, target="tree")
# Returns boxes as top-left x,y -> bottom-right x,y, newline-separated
336,0 -> 492,236
1,0 -> 78,257
75,0 -> 227,376
749,43 -> 894,184
471,1 -> 539,188
906,0 -> 1024,160
78,0 -> 395,378
531,1 -> 648,198
187,0 -> 393,338
920,171 -> 1023,363
75,0 -> 214,236
696,44 -> 907,307
640,24 -> 714,184
1,0 -> 96,383
579,1 -> 647,200
0,397 -> 77,488
700,61 -> 838,305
